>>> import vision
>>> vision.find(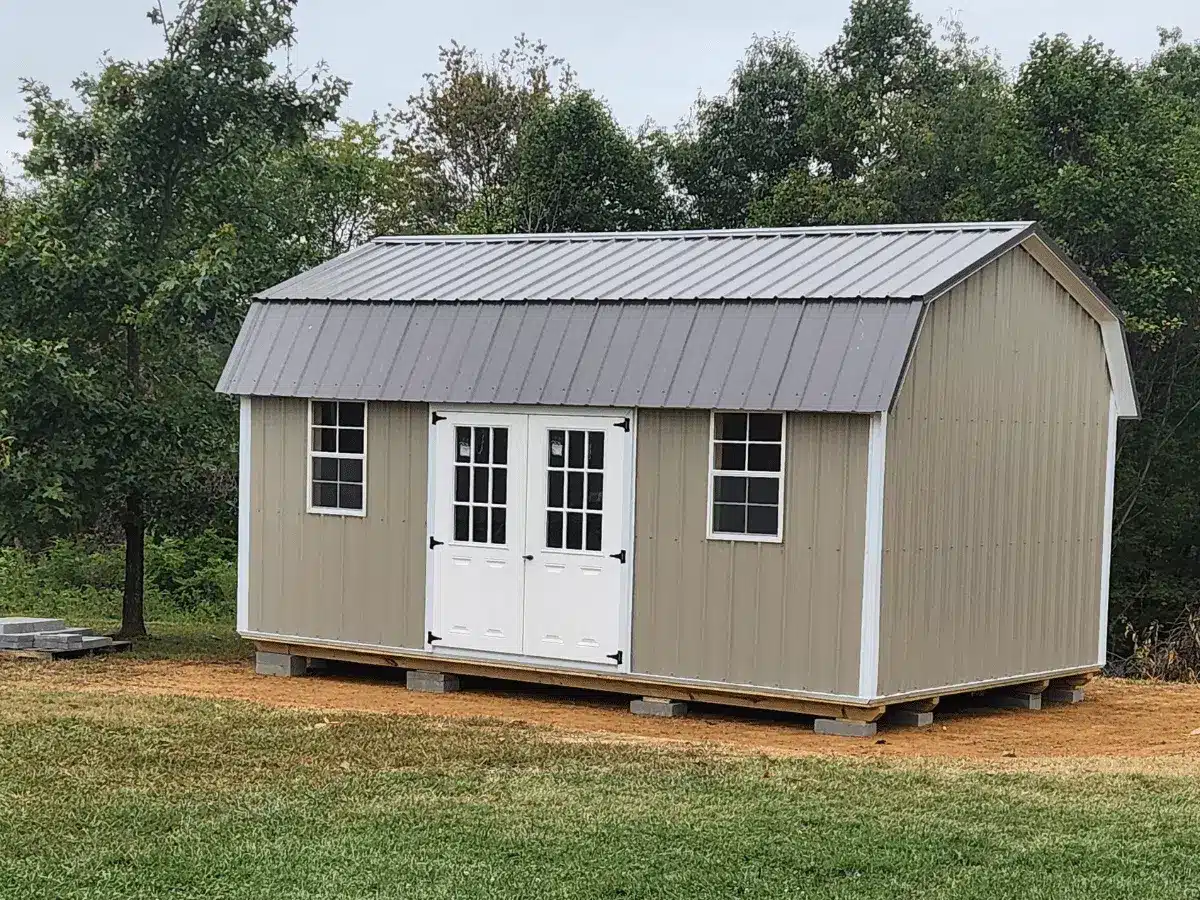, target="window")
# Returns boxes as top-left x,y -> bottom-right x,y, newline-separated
709,412 -> 784,540
309,400 -> 366,515
545,428 -> 605,551
453,425 -> 509,545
